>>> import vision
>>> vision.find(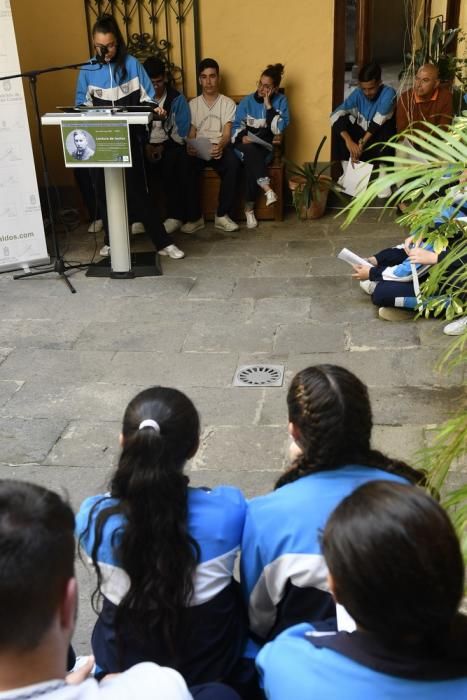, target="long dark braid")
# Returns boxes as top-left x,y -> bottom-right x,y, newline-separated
86,386 -> 200,662
275,365 -> 425,489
